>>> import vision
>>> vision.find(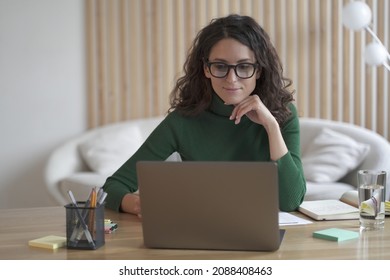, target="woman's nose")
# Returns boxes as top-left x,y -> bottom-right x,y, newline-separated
225,68 -> 238,82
